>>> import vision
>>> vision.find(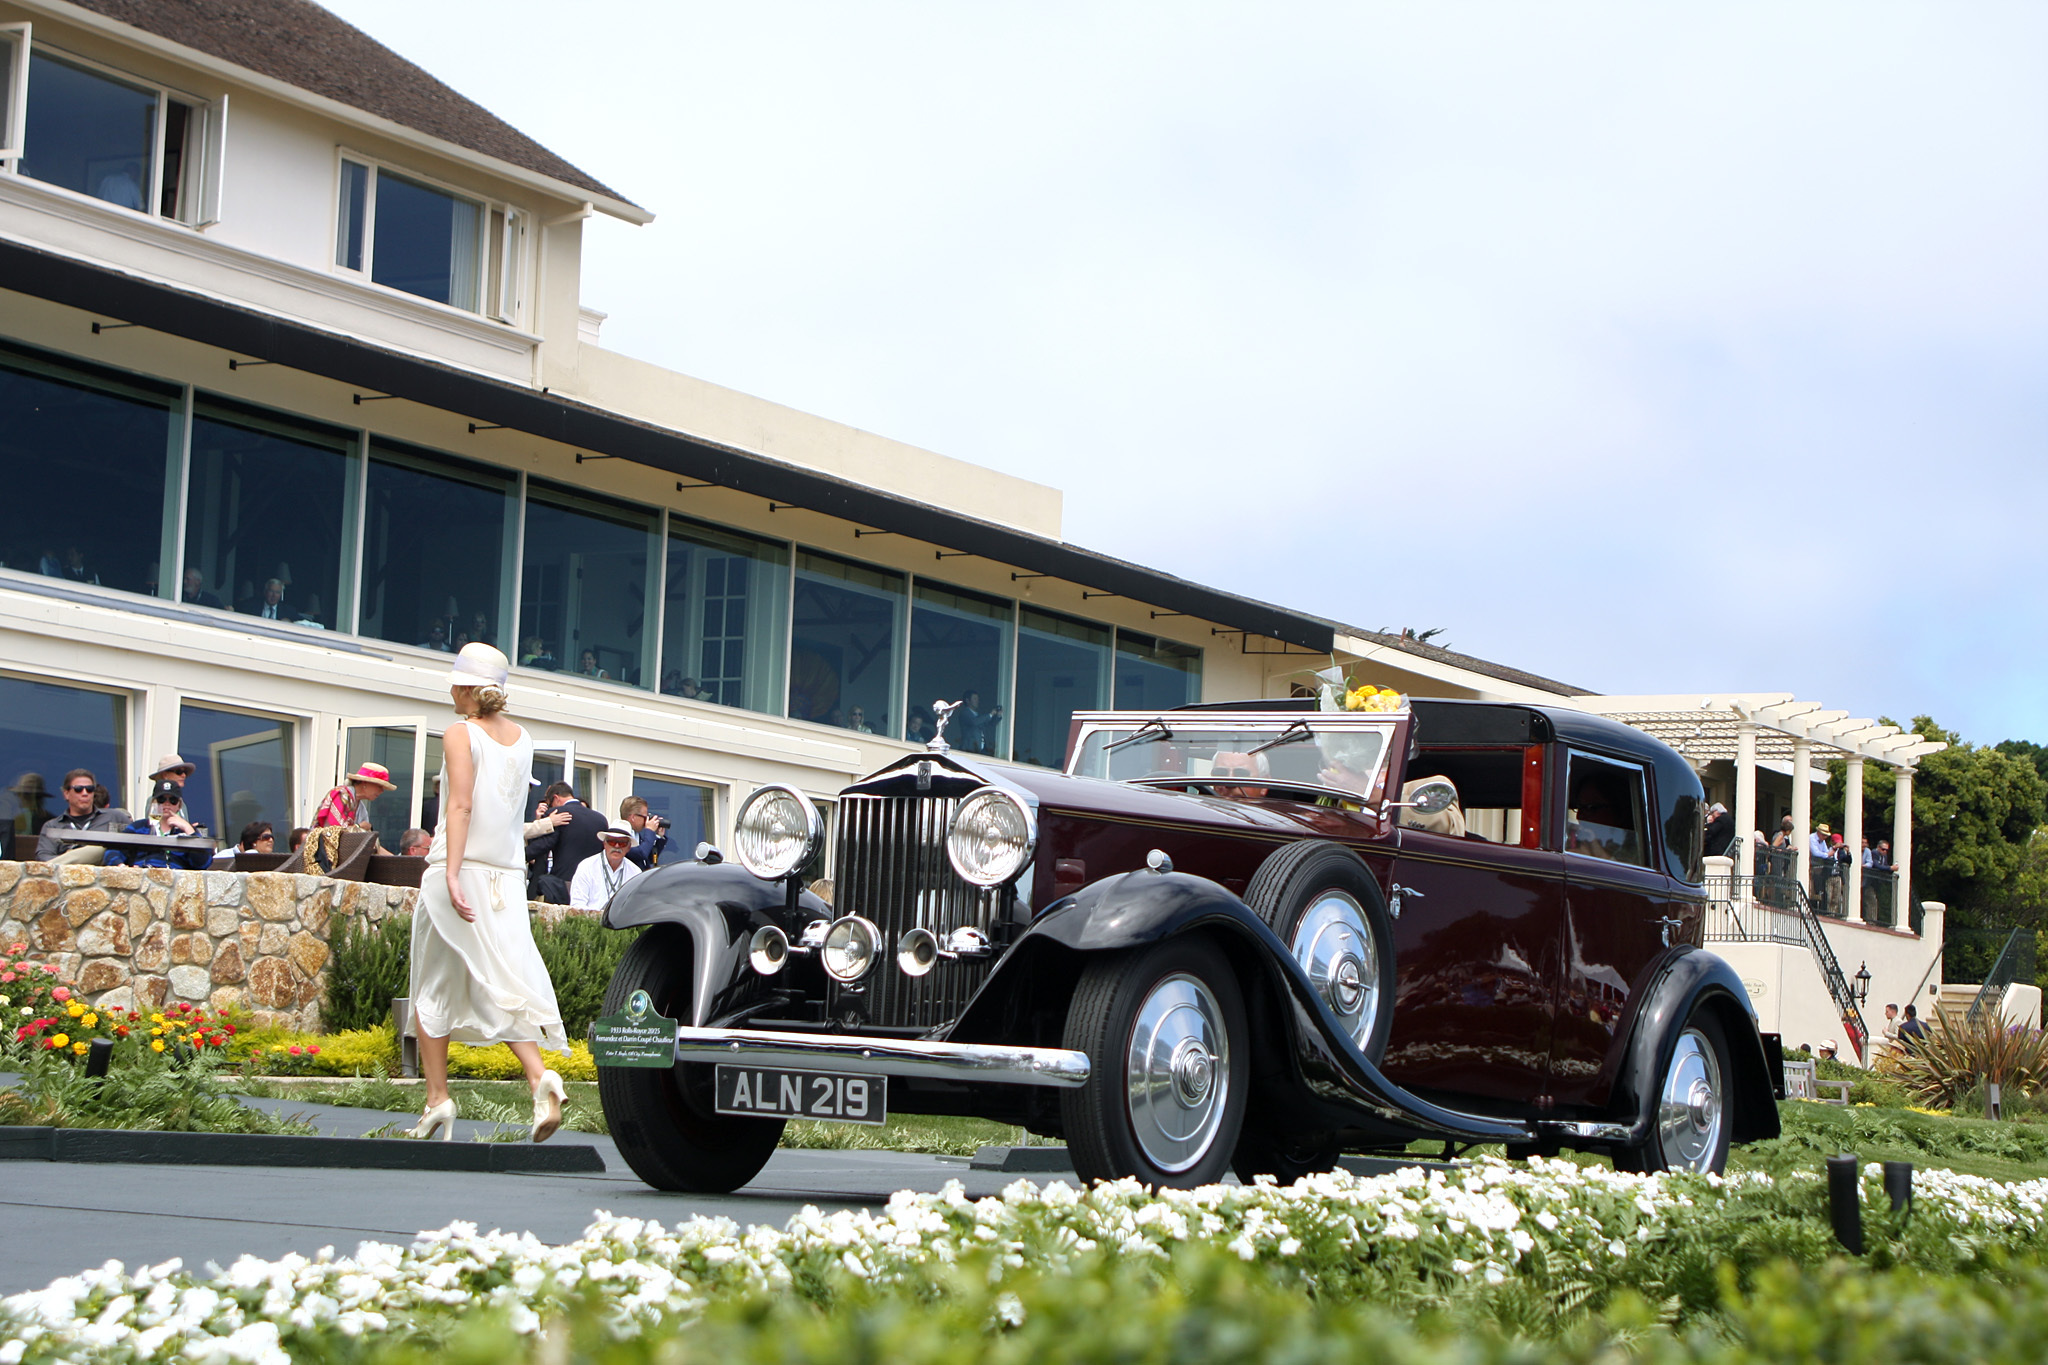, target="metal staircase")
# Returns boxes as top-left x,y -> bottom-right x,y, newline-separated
1791,880 -> 1869,1061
